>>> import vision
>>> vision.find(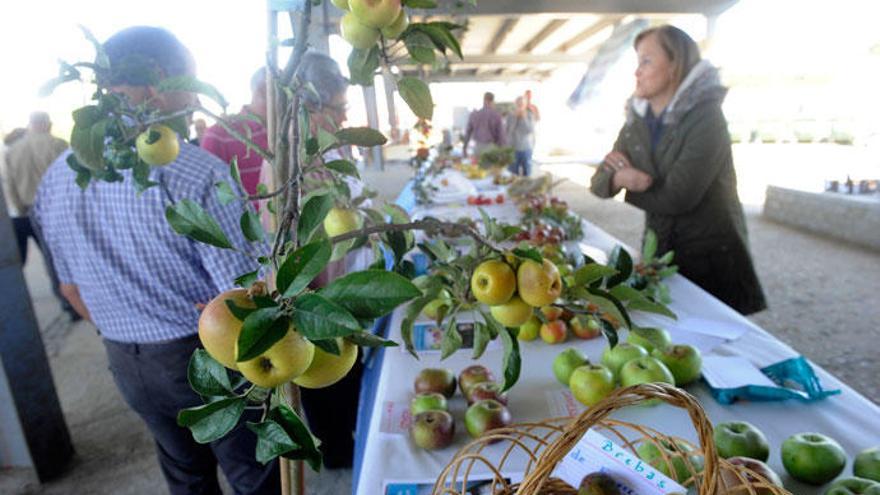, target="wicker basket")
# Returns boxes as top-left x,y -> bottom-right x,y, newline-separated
432,383 -> 791,495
